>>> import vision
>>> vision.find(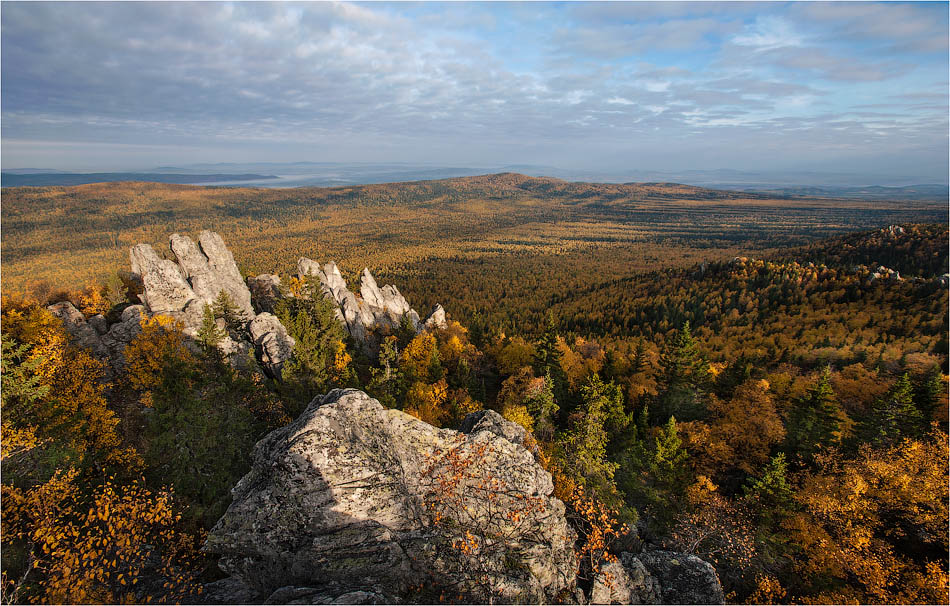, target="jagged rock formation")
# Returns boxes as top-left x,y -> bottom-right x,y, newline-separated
51,231 -> 447,377
46,302 -> 147,378
296,258 -> 444,345
130,231 -> 294,375
205,389 -> 577,604
49,232 -> 294,379
247,273 -> 282,314
130,230 -> 257,334
249,313 -> 295,377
